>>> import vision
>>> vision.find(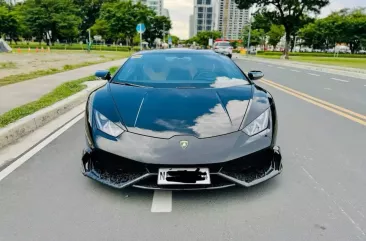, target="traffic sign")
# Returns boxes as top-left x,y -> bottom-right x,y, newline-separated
136,23 -> 146,34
